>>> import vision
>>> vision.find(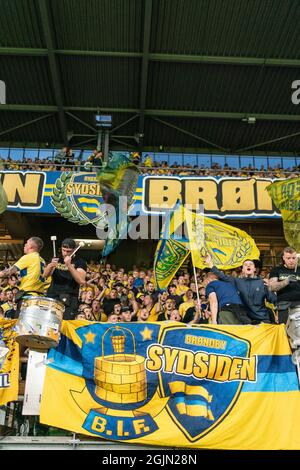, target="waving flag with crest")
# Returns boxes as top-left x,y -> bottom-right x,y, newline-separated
153,204 -> 190,290
184,207 -> 260,269
97,153 -> 140,257
267,177 -> 300,251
